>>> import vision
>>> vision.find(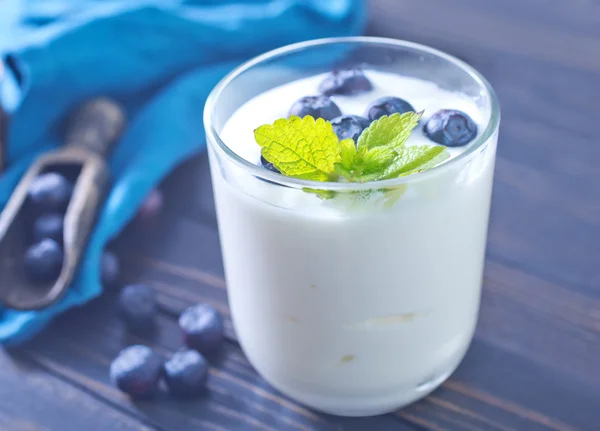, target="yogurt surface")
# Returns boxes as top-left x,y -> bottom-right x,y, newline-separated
222,69 -> 486,167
